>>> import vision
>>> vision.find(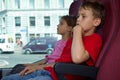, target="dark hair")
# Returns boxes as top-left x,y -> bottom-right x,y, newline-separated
61,15 -> 77,28
80,1 -> 105,30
